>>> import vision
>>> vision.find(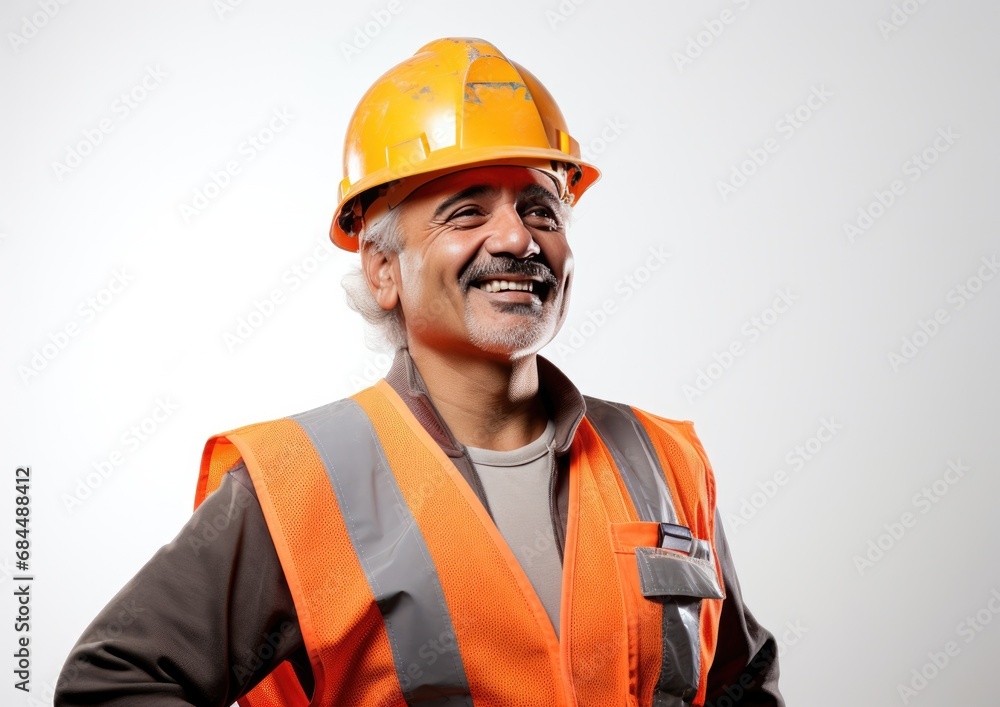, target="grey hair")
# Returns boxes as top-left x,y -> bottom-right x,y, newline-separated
340,208 -> 408,352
